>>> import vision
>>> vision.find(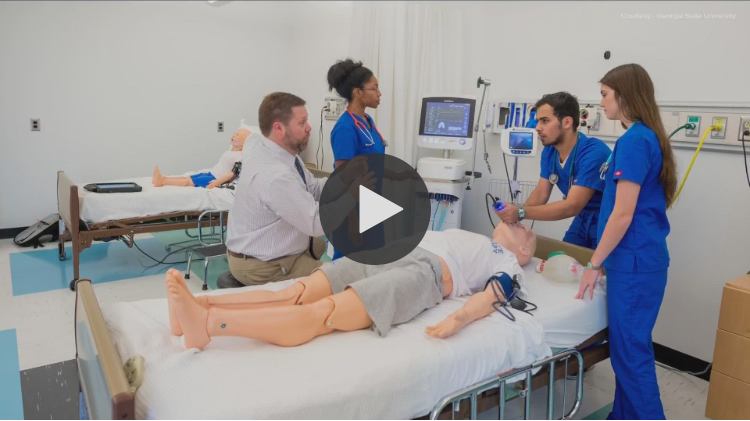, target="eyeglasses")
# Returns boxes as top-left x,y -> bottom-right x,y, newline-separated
360,87 -> 381,93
